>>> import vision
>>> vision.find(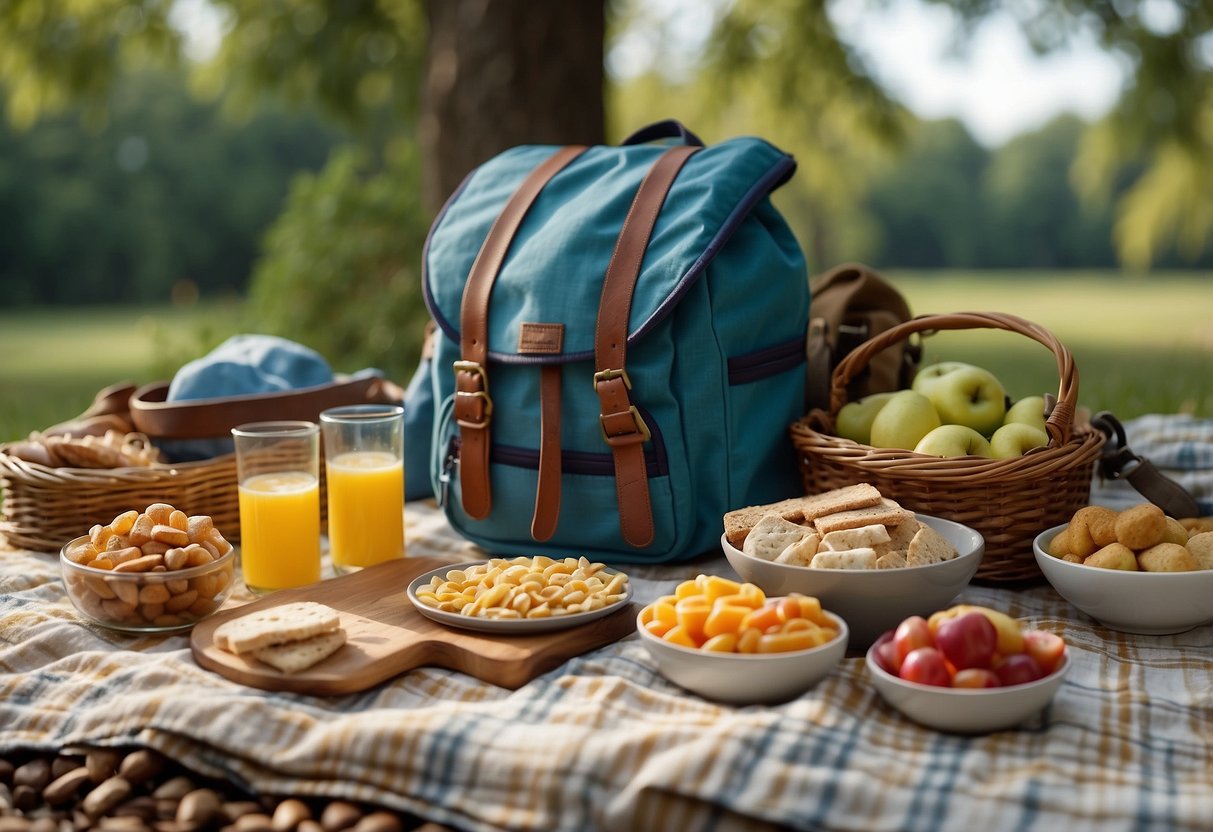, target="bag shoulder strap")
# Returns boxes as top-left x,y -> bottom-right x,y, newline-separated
594,144 -> 700,548
455,145 -> 587,520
